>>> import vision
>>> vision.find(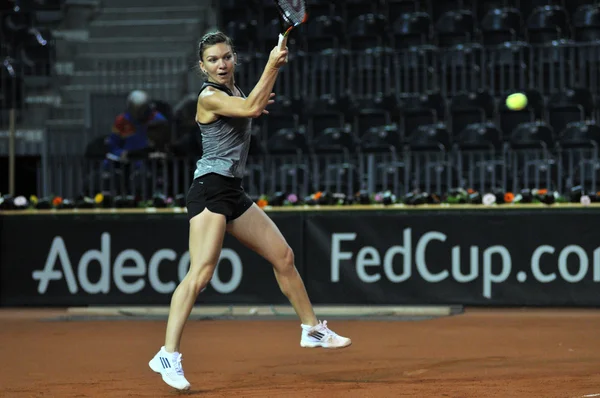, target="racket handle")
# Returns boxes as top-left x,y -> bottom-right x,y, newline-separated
278,33 -> 287,50
278,33 -> 289,62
